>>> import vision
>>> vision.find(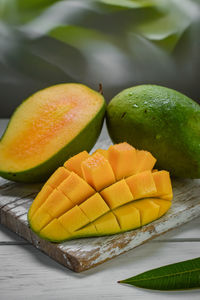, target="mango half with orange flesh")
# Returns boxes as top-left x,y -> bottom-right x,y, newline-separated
28,142 -> 173,242
0,83 -> 106,183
